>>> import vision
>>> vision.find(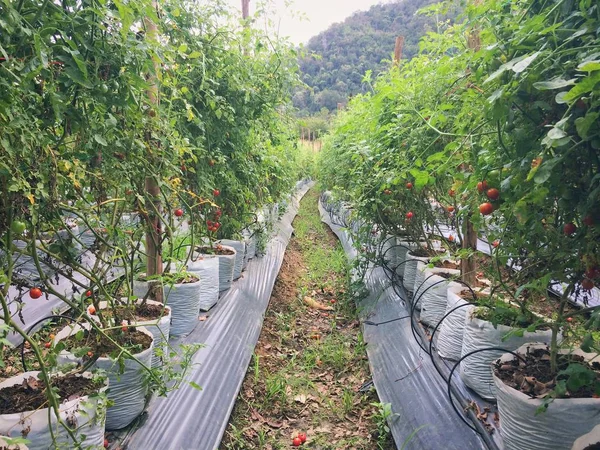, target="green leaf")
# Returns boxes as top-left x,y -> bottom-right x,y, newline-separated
533,78 -> 576,90
575,112 -> 600,139
512,52 -> 540,73
564,72 -> 600,101
94,134 -> 107,146
578,60 -> 600,72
